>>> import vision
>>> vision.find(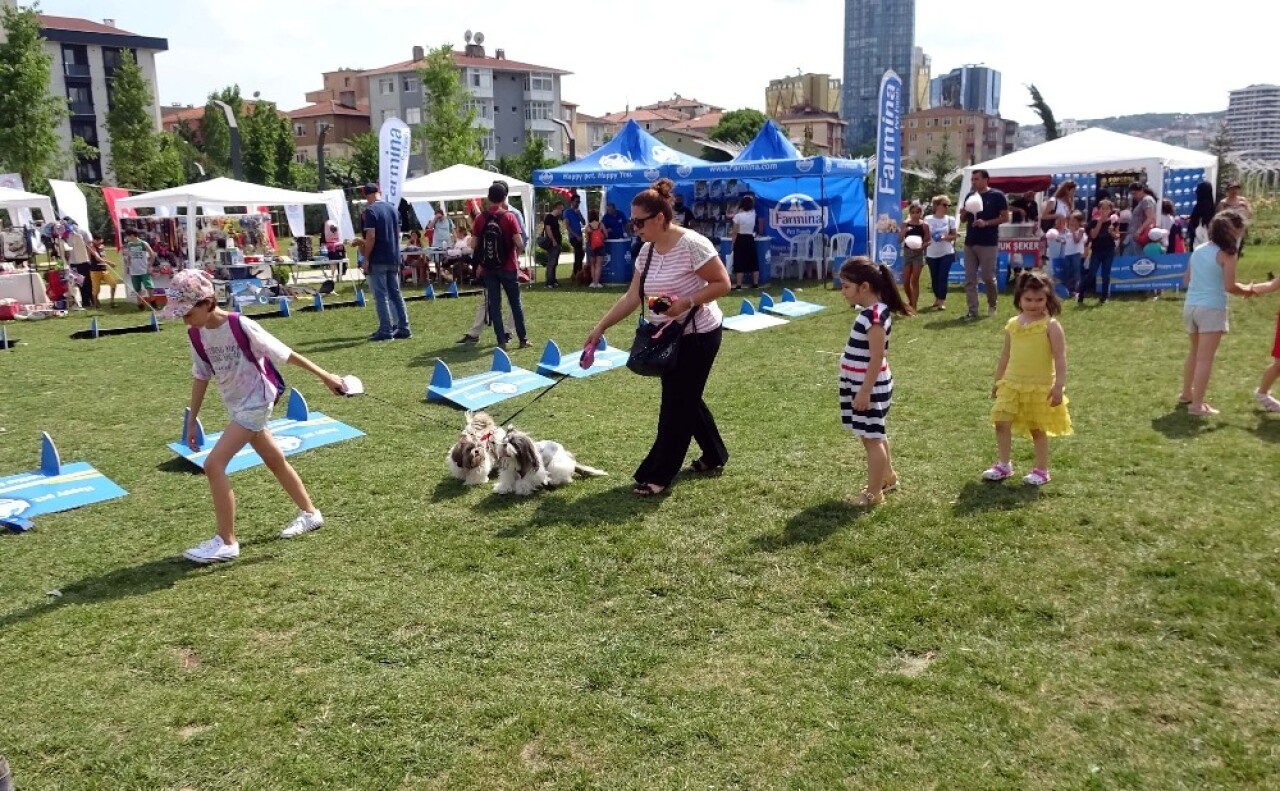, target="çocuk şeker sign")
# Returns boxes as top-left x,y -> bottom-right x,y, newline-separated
379,118 -> 411,207
874,70 -> 904,269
